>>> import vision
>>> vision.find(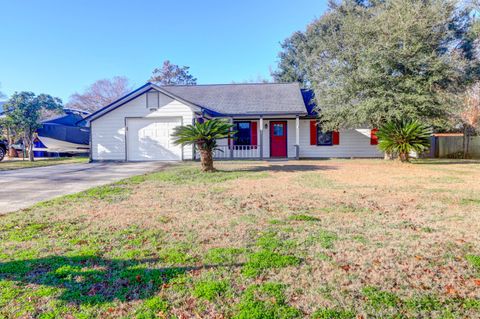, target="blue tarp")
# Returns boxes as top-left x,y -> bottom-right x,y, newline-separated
37,110 -> 90,146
